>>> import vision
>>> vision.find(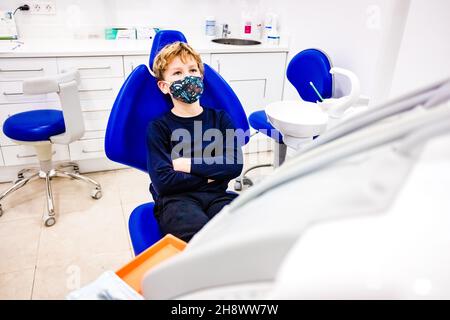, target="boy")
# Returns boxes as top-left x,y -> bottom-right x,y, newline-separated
146,42 -> 244,242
